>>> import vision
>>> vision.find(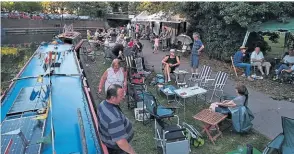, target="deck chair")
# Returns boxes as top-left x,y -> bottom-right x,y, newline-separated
125,55 -> 147,84
208,71 -> 229,102
143,92 -> 190,154
190,65 -> 212,87
263,116 -> 294,154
